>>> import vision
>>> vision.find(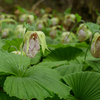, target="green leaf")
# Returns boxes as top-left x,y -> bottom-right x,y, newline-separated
2,38 -> 23,52
17,6 -> 29,14
85,22 -> 100,33
63,72 -> 100,100
30,51 -> 42,65
64,8 -> 71,15
0,91 -> 20,100
0,74 -> 7,87
45,94 -> 63,100
55,64 -> 82,76
86,60 -> 100,72
35,60 -> 68,68
96,9 -> 100,16
66,94 -> 77,100
0,51 -> 70,100
0,51 -> 31,76
75,13 -> 82,22
43,46 -> 83,61
41,9 -> 45,14
4,66 -> 71,100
